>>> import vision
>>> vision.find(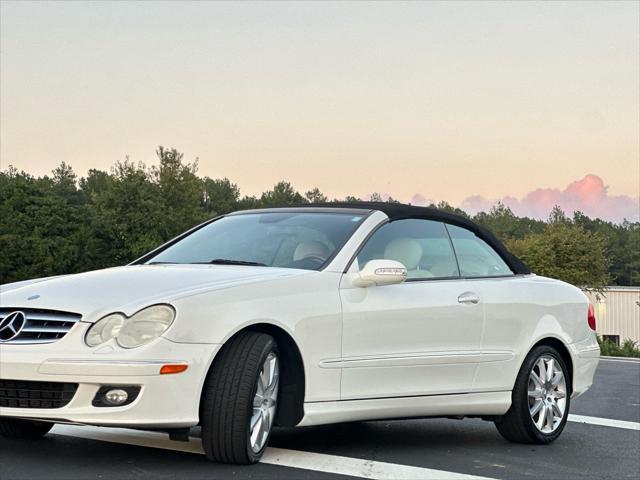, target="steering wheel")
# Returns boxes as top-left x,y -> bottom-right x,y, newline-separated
301,255 -> 327,264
